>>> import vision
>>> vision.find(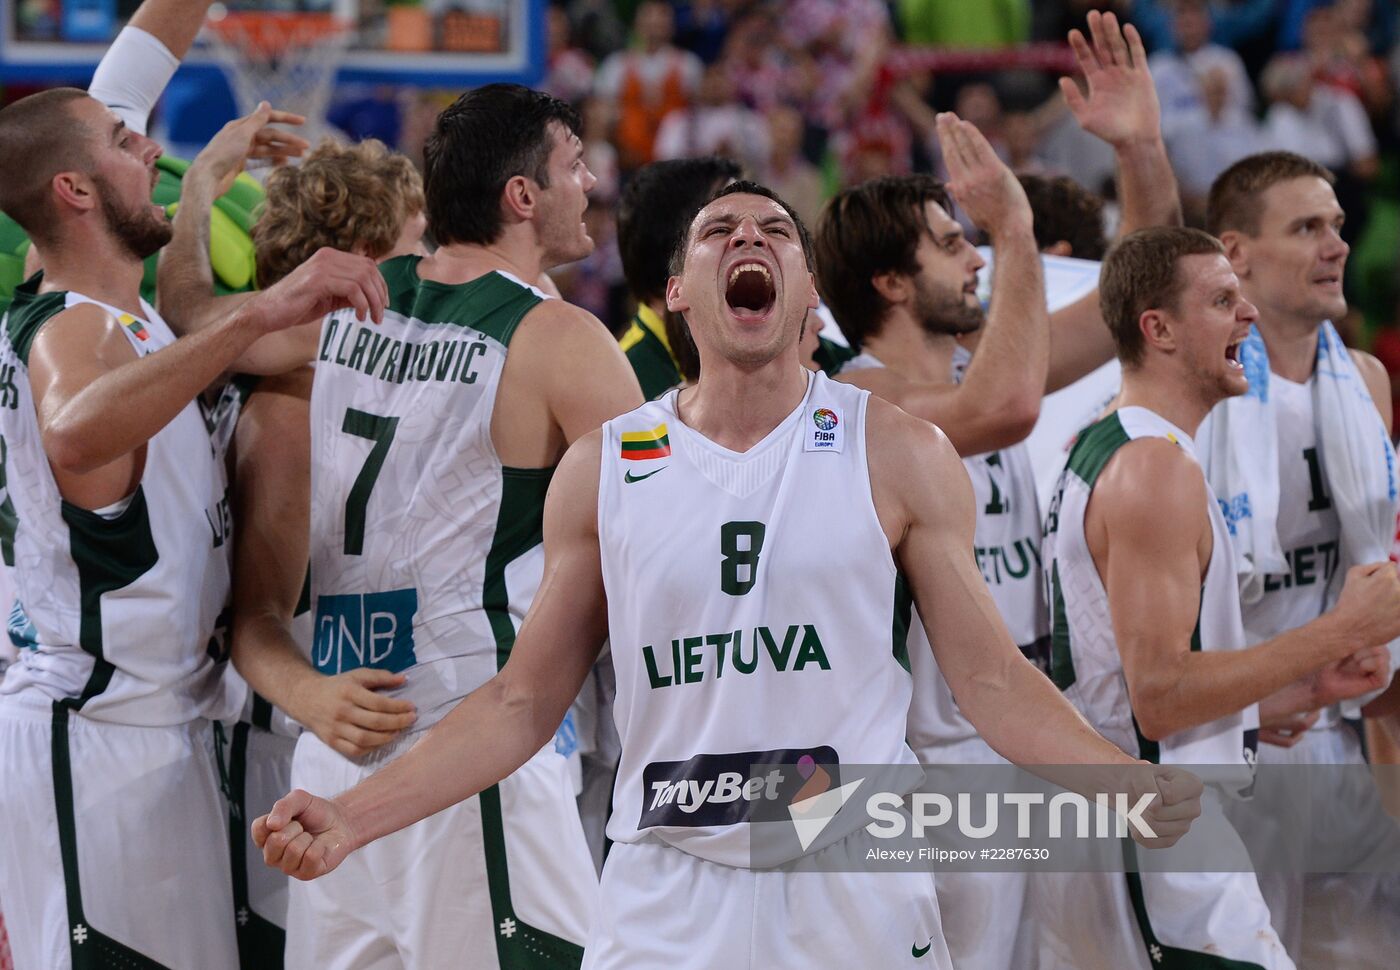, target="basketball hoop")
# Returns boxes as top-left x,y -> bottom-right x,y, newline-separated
203,8 -> 356,148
